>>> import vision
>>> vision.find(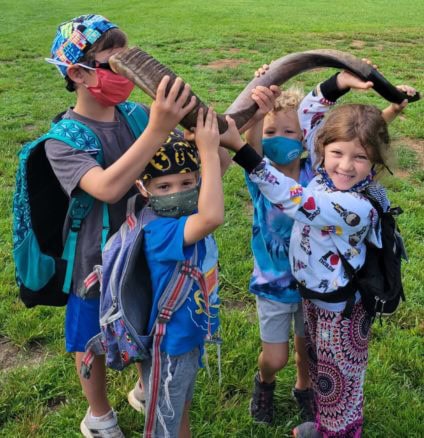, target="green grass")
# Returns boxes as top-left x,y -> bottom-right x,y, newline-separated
1,0 -> 423,436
